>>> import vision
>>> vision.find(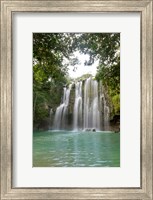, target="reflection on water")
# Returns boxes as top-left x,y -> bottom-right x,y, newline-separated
33,131 -> 120,167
